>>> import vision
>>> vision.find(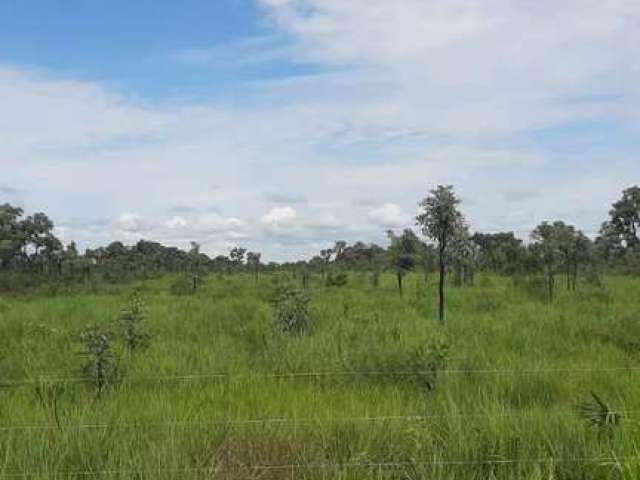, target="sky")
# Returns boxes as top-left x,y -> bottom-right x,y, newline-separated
1,0 -> 639,261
